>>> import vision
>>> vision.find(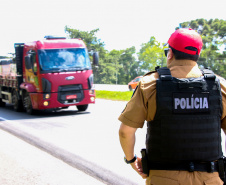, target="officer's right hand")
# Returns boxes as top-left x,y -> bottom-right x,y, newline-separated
130,157 -> 148,179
